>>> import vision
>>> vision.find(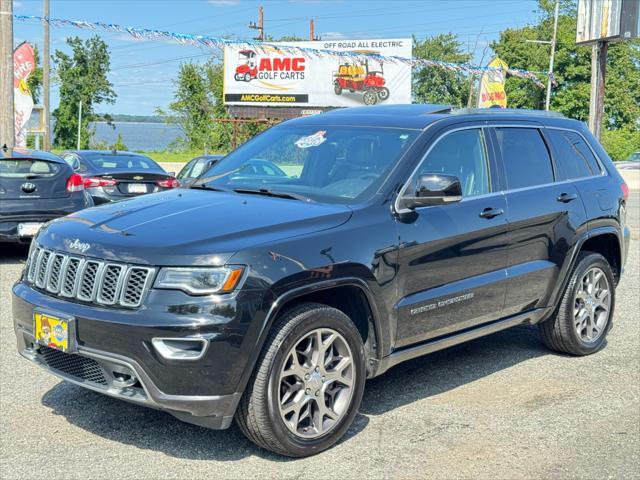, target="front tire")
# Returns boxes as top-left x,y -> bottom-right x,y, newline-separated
236,303 -> 366,457
539,251 -> 615,355
363,89 -> 378,105
244,72 -> 251,82
334,83 -> 342,95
